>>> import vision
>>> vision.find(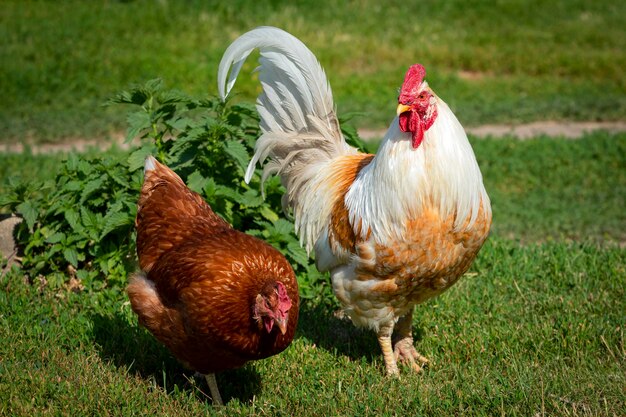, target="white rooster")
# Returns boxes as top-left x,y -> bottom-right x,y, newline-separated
218,26 -> 491,375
